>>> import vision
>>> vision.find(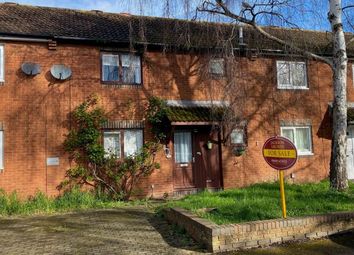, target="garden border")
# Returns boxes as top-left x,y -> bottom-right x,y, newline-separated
164,208 -> 354,253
